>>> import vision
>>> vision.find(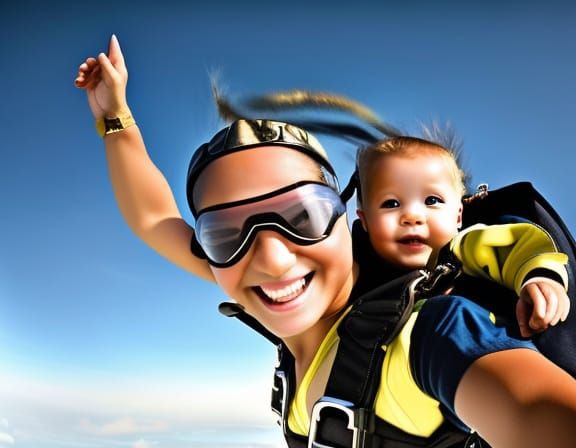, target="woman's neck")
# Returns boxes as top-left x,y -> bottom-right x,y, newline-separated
283,262 -> 359,386
285,311 -> 341,386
